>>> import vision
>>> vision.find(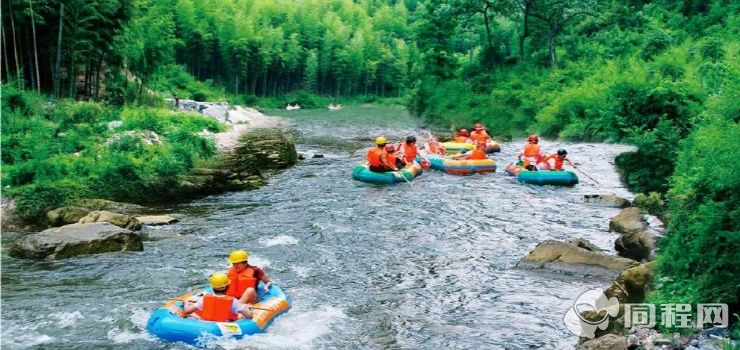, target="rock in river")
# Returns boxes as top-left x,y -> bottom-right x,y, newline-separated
517,240 -> 639,278
8,223 -> 143,260
47,206 -> 91,226
609,207 -> 646,234
136,215 -> 179,226
78,210 -> 142,231
584,194 -> 631,208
